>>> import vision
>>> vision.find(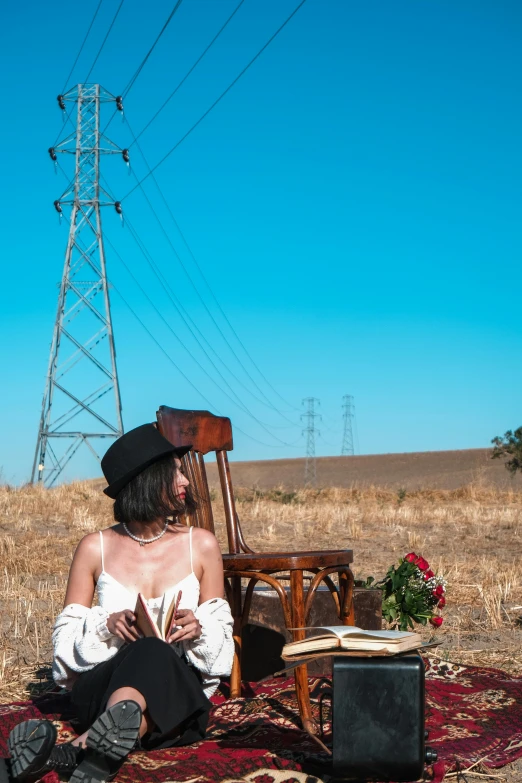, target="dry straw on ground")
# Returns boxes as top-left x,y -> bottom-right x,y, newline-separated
1,480 -> 521,706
